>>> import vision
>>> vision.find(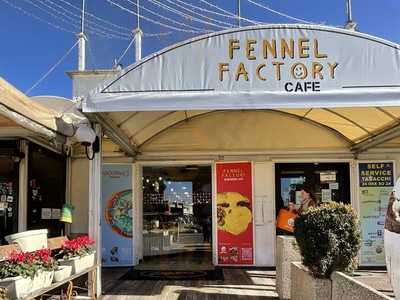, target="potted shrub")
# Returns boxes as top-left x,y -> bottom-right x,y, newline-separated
291,202 -> 361,300
57,236 -> 95,274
